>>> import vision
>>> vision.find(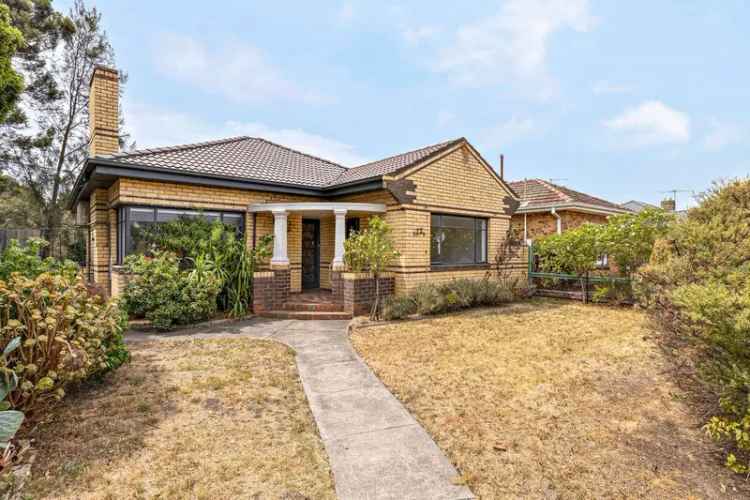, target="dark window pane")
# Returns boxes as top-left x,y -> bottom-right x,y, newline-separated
346,218 -> 360,238
430,213 -> 488,265
222,213 -> 242,226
